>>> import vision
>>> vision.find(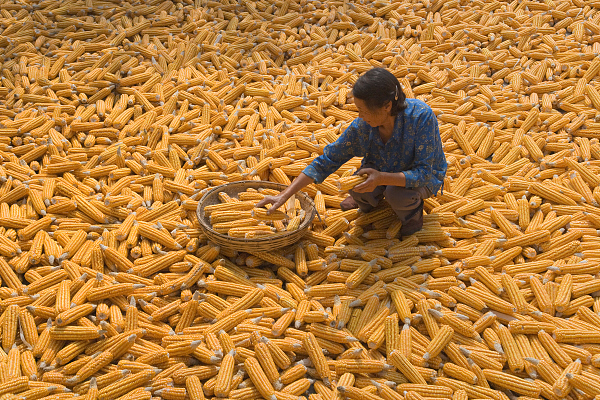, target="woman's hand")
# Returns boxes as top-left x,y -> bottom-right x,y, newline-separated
256,194 -> 289,214
353,168 -> 382,193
